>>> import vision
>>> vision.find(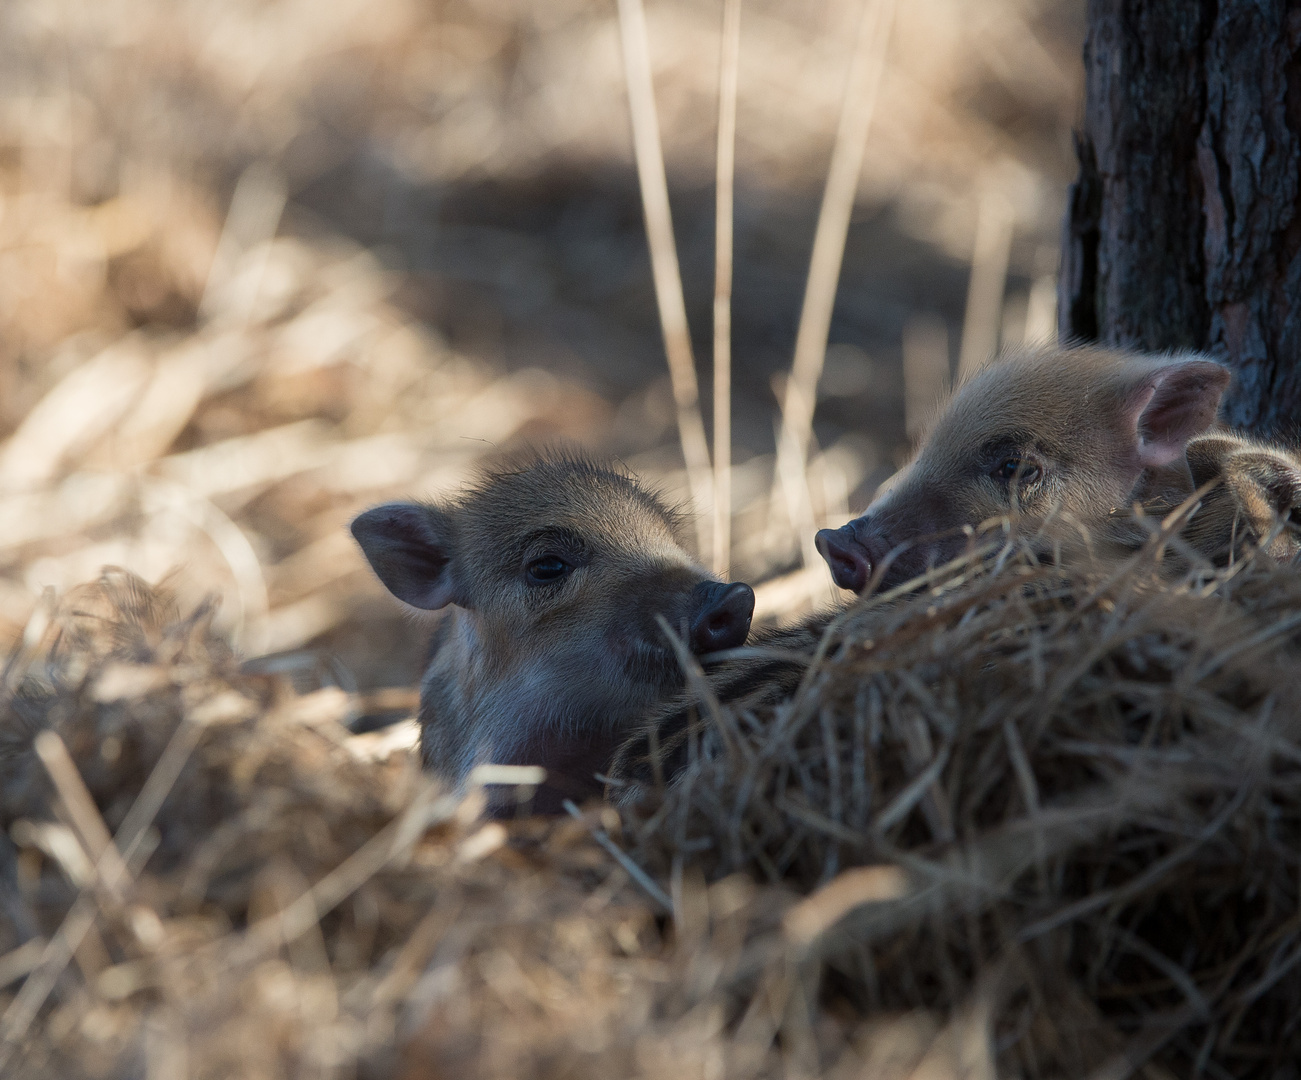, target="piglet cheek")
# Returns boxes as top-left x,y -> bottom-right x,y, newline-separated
605,628 -> 639,666
605,617 -> 673,673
